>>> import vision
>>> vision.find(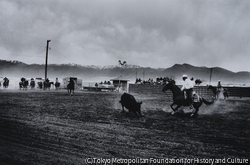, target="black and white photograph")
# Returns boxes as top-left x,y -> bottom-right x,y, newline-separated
0,0 -> 249,164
